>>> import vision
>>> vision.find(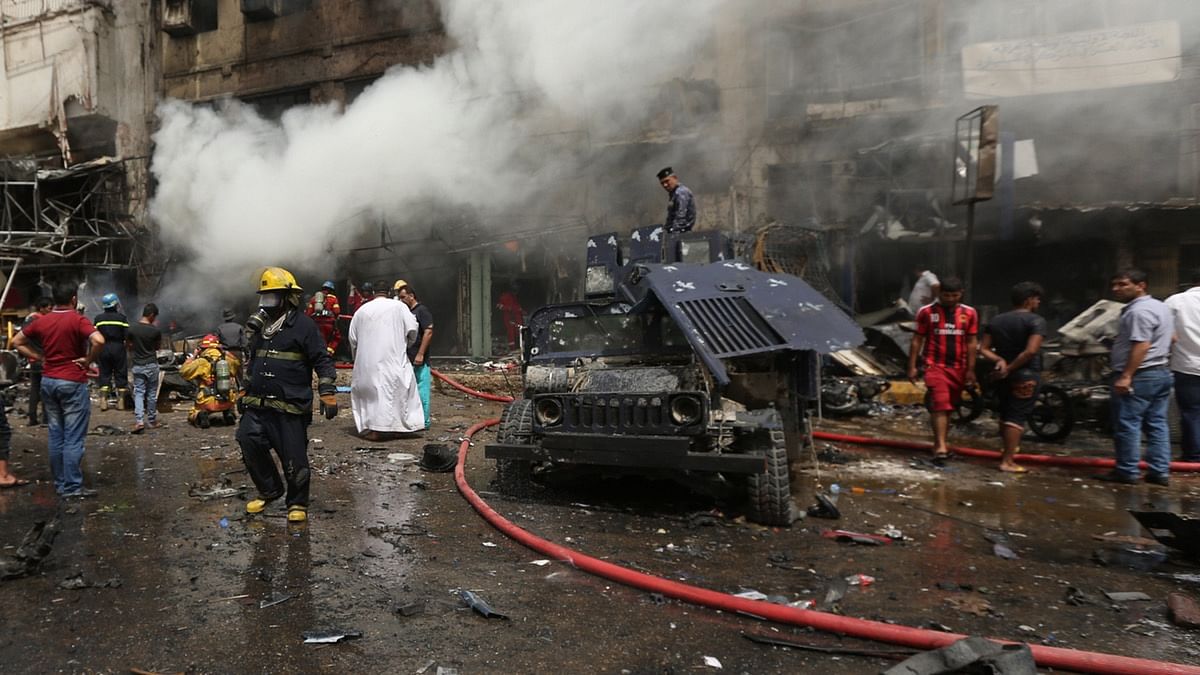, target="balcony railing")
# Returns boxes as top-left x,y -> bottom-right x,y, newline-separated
1,0 -> 92,25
